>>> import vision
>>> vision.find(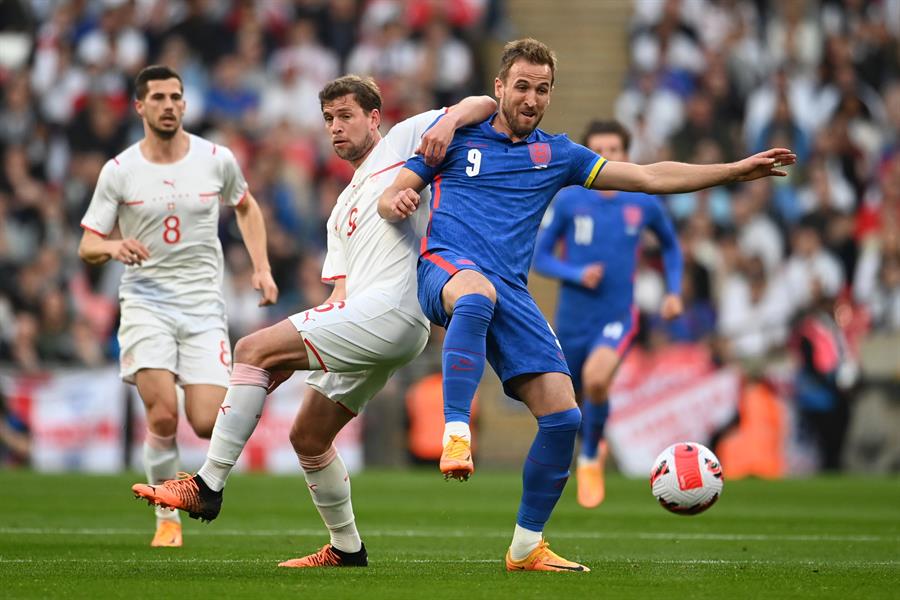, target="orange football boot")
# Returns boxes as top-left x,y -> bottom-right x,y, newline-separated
278,543 -> 368,568
132,473 -> 222,522
150,519 -> 182,547
505,540 -> 590,572
440,435 -> 474,481
576,441 -> 608,508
